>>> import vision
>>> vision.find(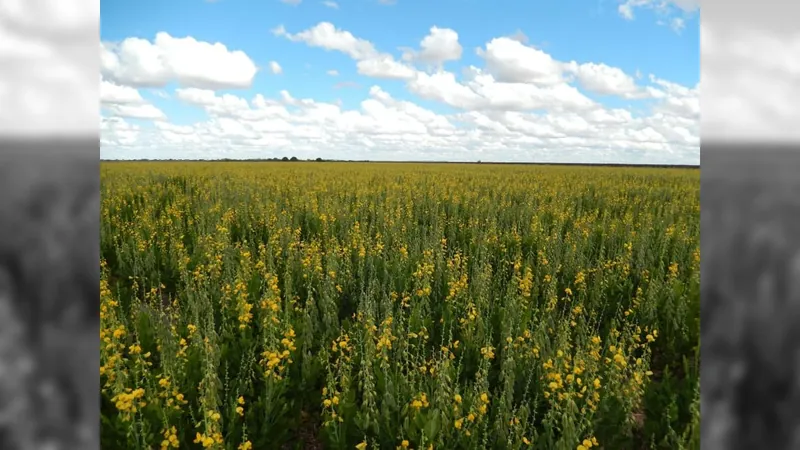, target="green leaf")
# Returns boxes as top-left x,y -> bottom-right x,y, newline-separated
424,409 -> 441,440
